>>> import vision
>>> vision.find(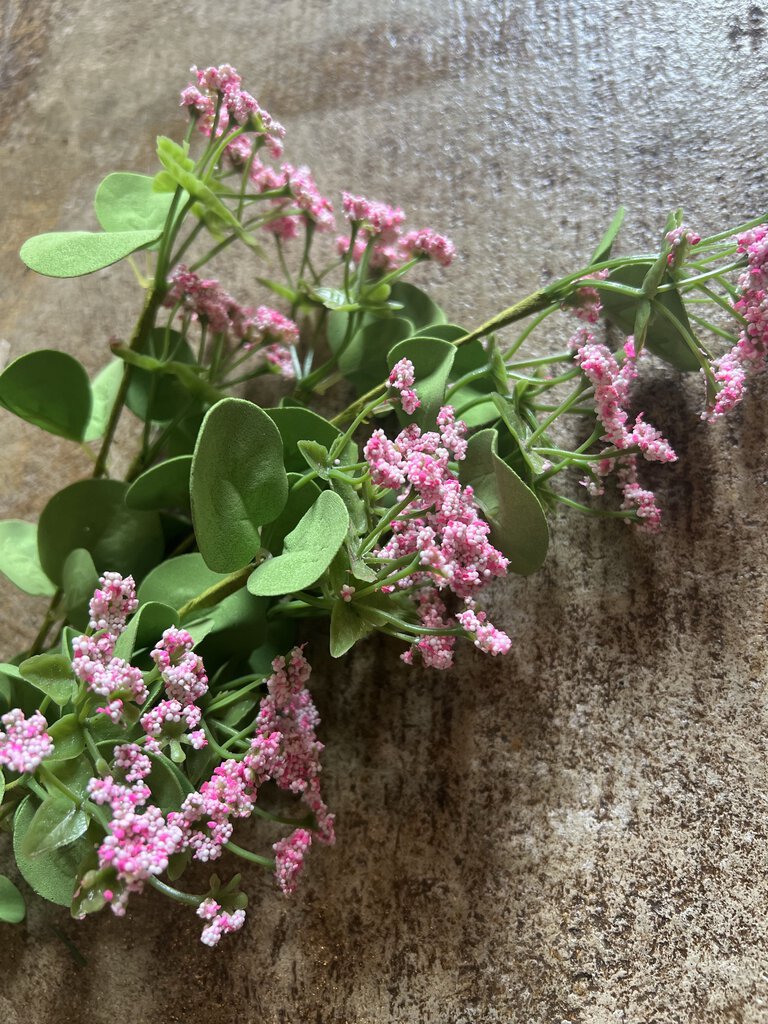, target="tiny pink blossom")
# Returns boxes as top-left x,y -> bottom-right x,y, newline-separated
88,572 -> 138,636
340,585 -> 355,602
273,828 -> 312,895
400,228 -> 457,267
389,357 -> 421,414
198,902 -> 247,947
0,709 -> 53,774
